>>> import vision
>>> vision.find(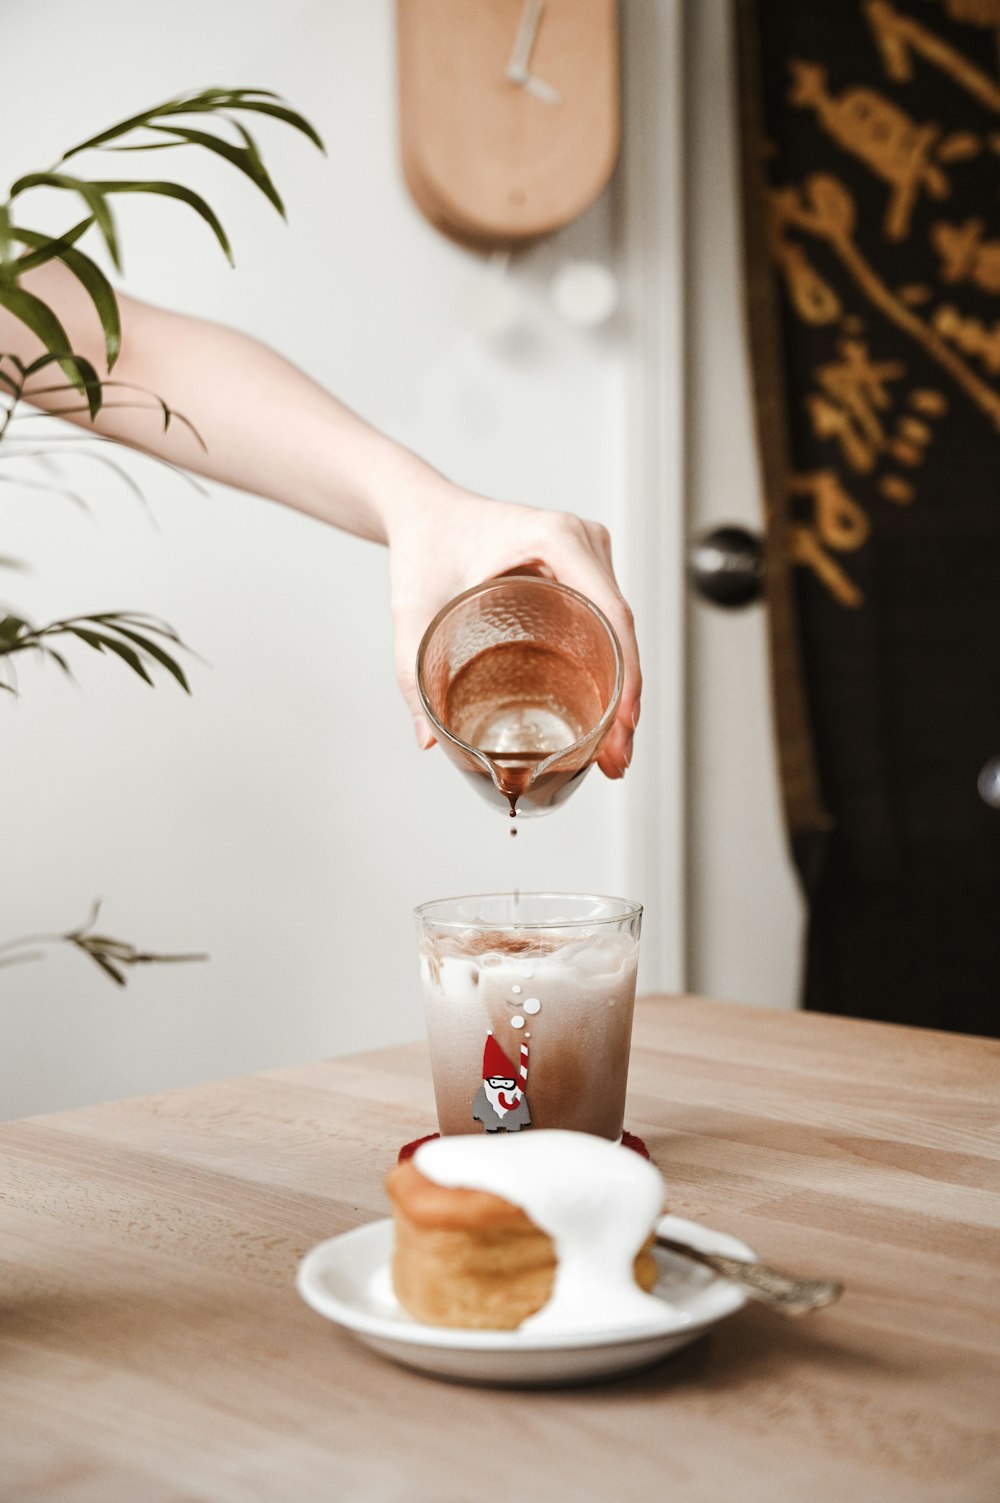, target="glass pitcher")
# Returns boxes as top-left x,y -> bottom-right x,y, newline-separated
416,576 -> 623,818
